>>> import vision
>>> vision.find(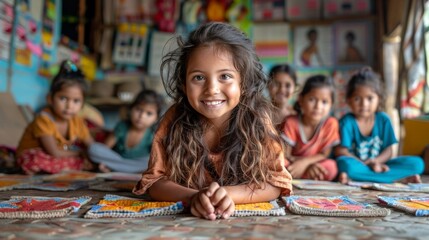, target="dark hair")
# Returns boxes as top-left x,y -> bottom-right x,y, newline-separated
160,22 -> 280,189
50,60 -> 88,98
268,64 -> 297,85
307,28 -> 318,38
346,67 -> 384,110
345,31 -> 356,42
129,89 -> 164,117
294,75 -> 335,114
